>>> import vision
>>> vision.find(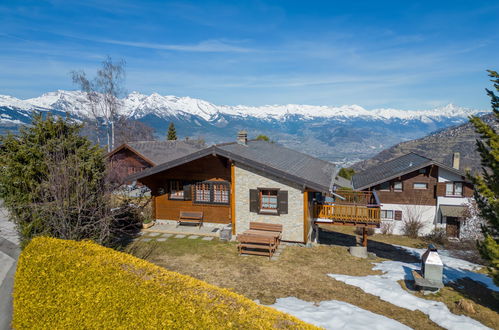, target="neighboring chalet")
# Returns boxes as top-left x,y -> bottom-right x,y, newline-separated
107,140 -> 204,182
127,132 -> 366,243
352,152 -> 473,238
